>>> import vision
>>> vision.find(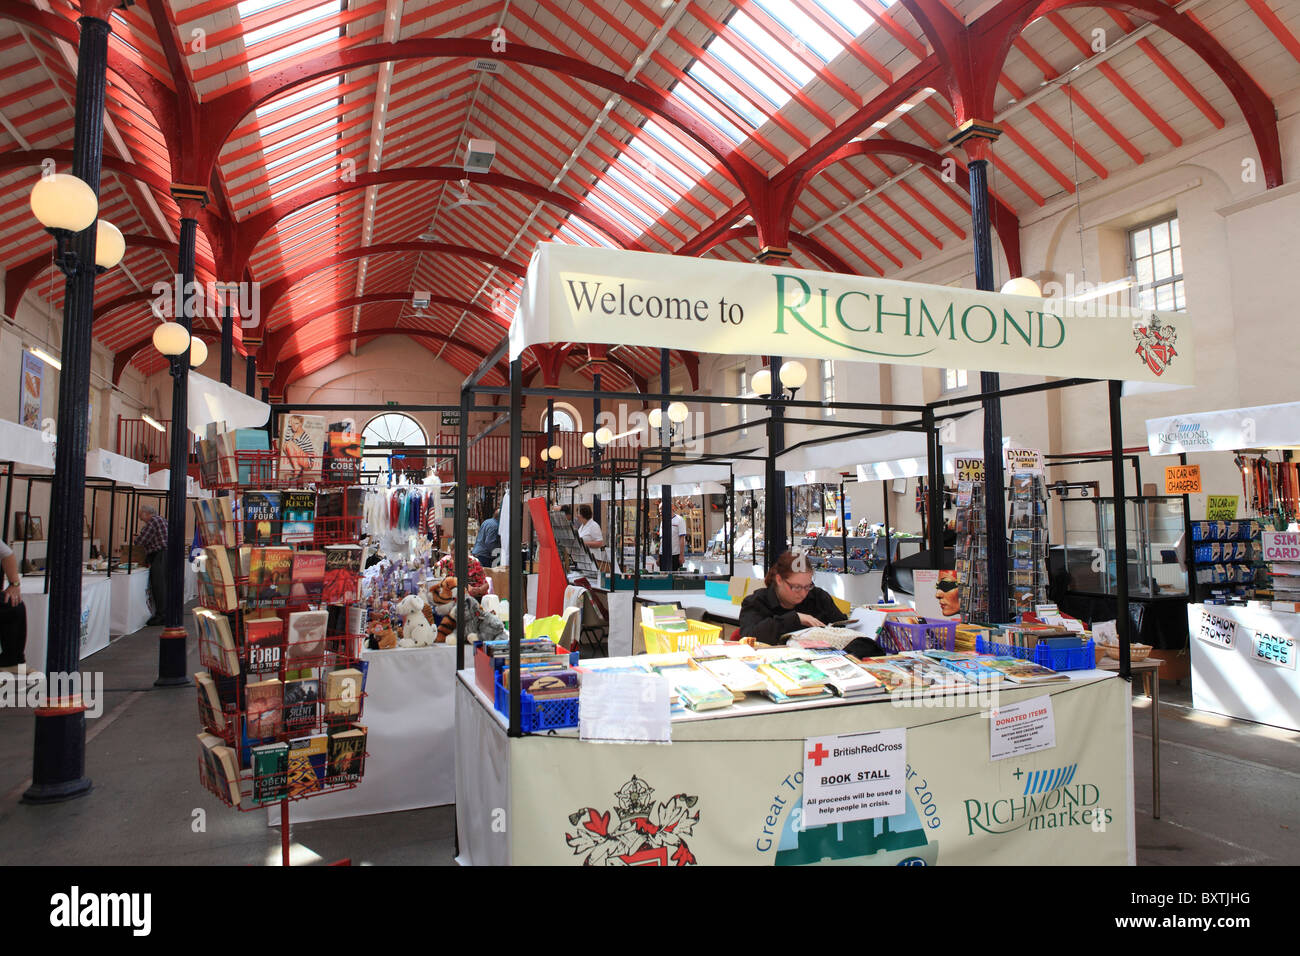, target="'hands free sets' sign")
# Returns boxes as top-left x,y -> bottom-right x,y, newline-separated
512,244 -> 1195,384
